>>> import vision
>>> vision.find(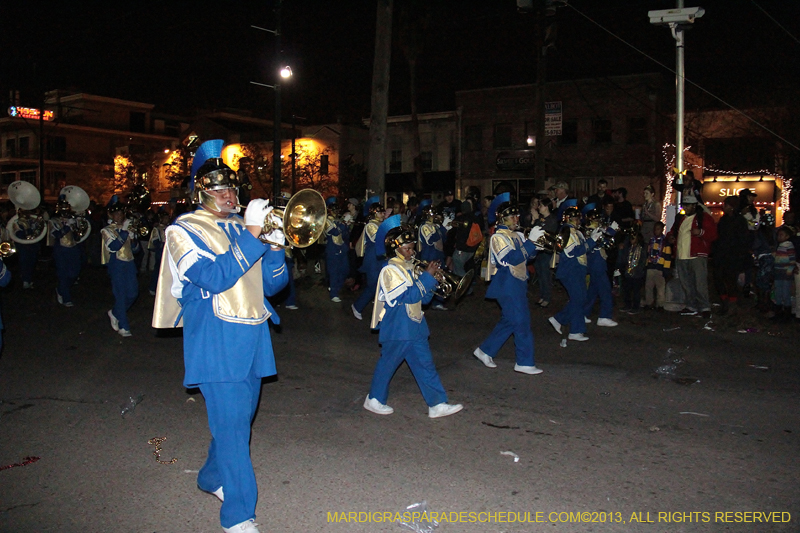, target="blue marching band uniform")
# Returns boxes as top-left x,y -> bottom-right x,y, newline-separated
582,204 -> 619,327
351,196 -> 386,320
473,193 -> 545,374
324,196 -> 350,303
101,197 -> 140,337
50,197 -> 85,307
0,258 -> 11,352
416,199 -> 449,310
153,140 -> 288,533
363,214 -> 463,418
